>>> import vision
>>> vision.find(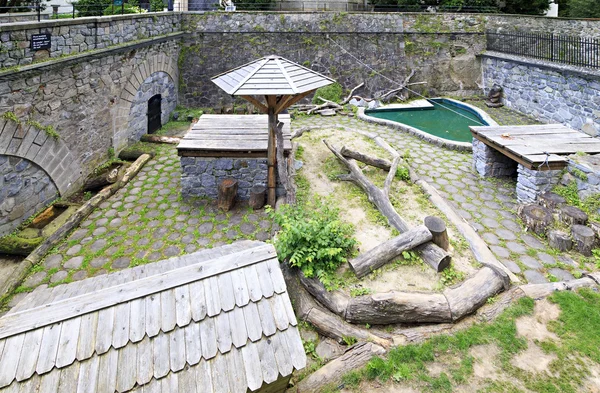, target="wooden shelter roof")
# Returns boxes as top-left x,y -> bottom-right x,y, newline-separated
211,55 -> 335,96
470,124 -> 600,171
0,241 -> 305,393
177,114 -> 292,157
